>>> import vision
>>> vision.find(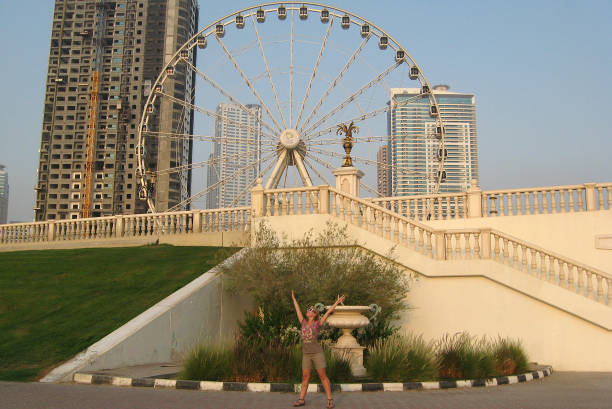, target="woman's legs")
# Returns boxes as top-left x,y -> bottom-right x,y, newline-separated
316,368 -> 332,400
298,369 -> 310,401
